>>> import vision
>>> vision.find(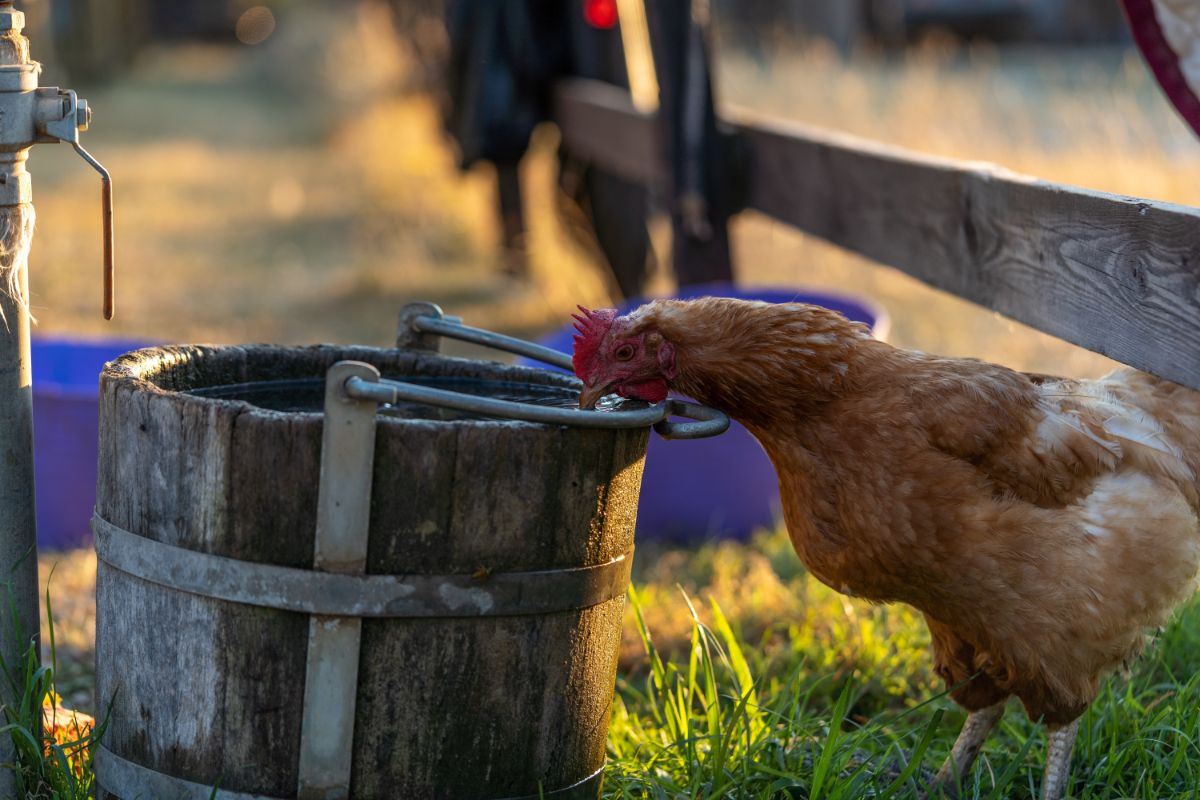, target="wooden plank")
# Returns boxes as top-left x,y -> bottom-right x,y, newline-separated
353,420 -> 644,797
552,79 -> 1200,389
643,0 -> 735,286
554,79 -> 662,187
736,113 -> 1200,389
